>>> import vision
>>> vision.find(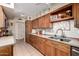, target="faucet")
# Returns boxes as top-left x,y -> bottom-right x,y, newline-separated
55,29 -> 65,37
